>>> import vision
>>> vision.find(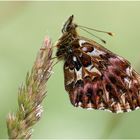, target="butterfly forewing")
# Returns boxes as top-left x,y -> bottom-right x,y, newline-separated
56,15 -> 140,113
